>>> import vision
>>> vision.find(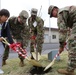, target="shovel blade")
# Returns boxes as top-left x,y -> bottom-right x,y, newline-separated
32,52 -> 41,61
44,60 -> 54,71
29,59 -> 42,67
26,57 -> 42,67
